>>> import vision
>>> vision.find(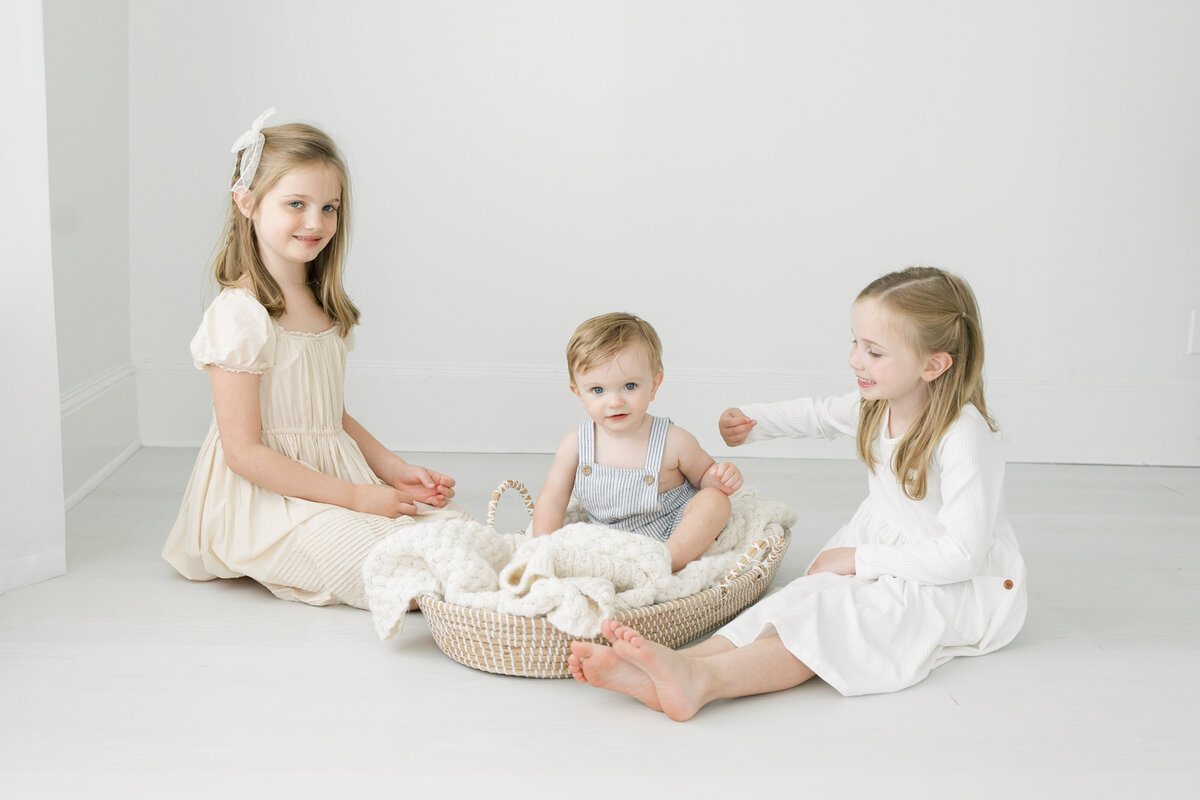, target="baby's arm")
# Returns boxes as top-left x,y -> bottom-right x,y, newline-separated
530,432 -> 579,537
210,367 -> 419,517
672,426 -> 743,495
343,411 -> 455,507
